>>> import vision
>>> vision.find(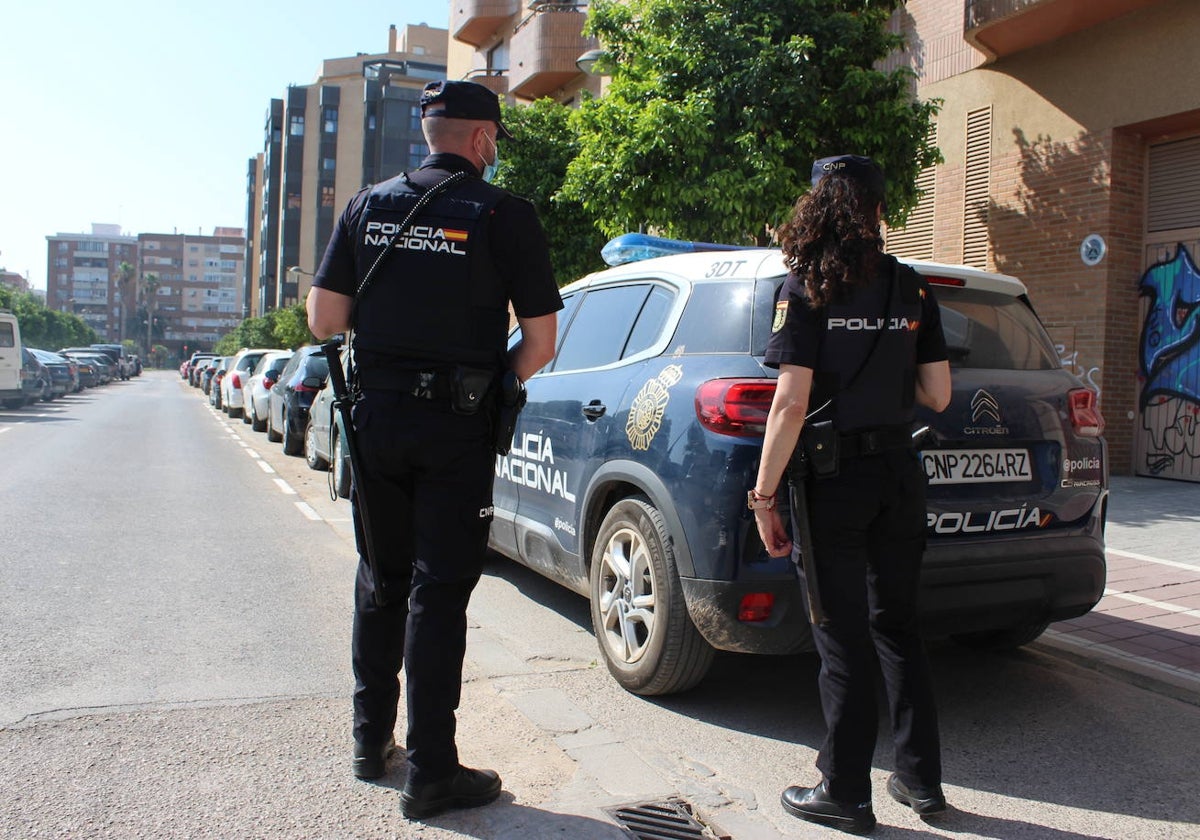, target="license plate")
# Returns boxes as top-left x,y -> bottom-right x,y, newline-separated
921,448 -> 1032,485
